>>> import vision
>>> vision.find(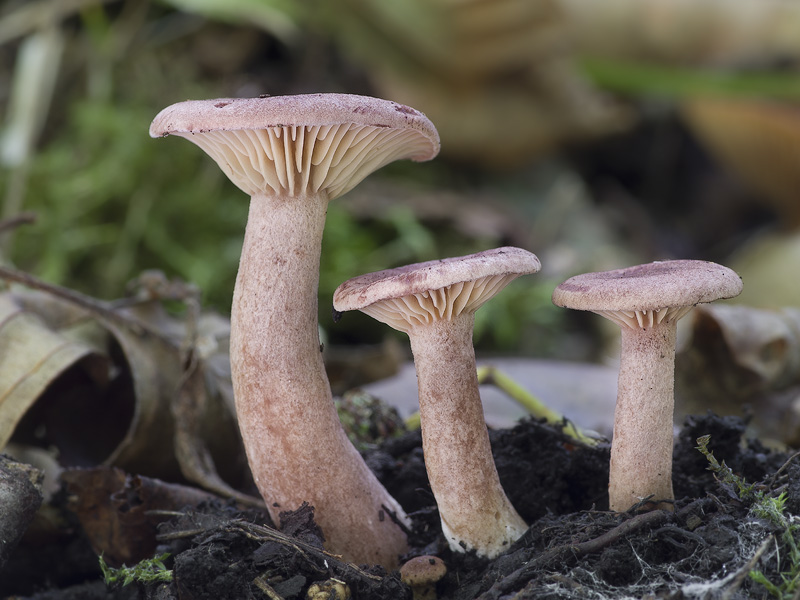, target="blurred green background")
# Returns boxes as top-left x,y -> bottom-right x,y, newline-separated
2,0 -> 800,365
